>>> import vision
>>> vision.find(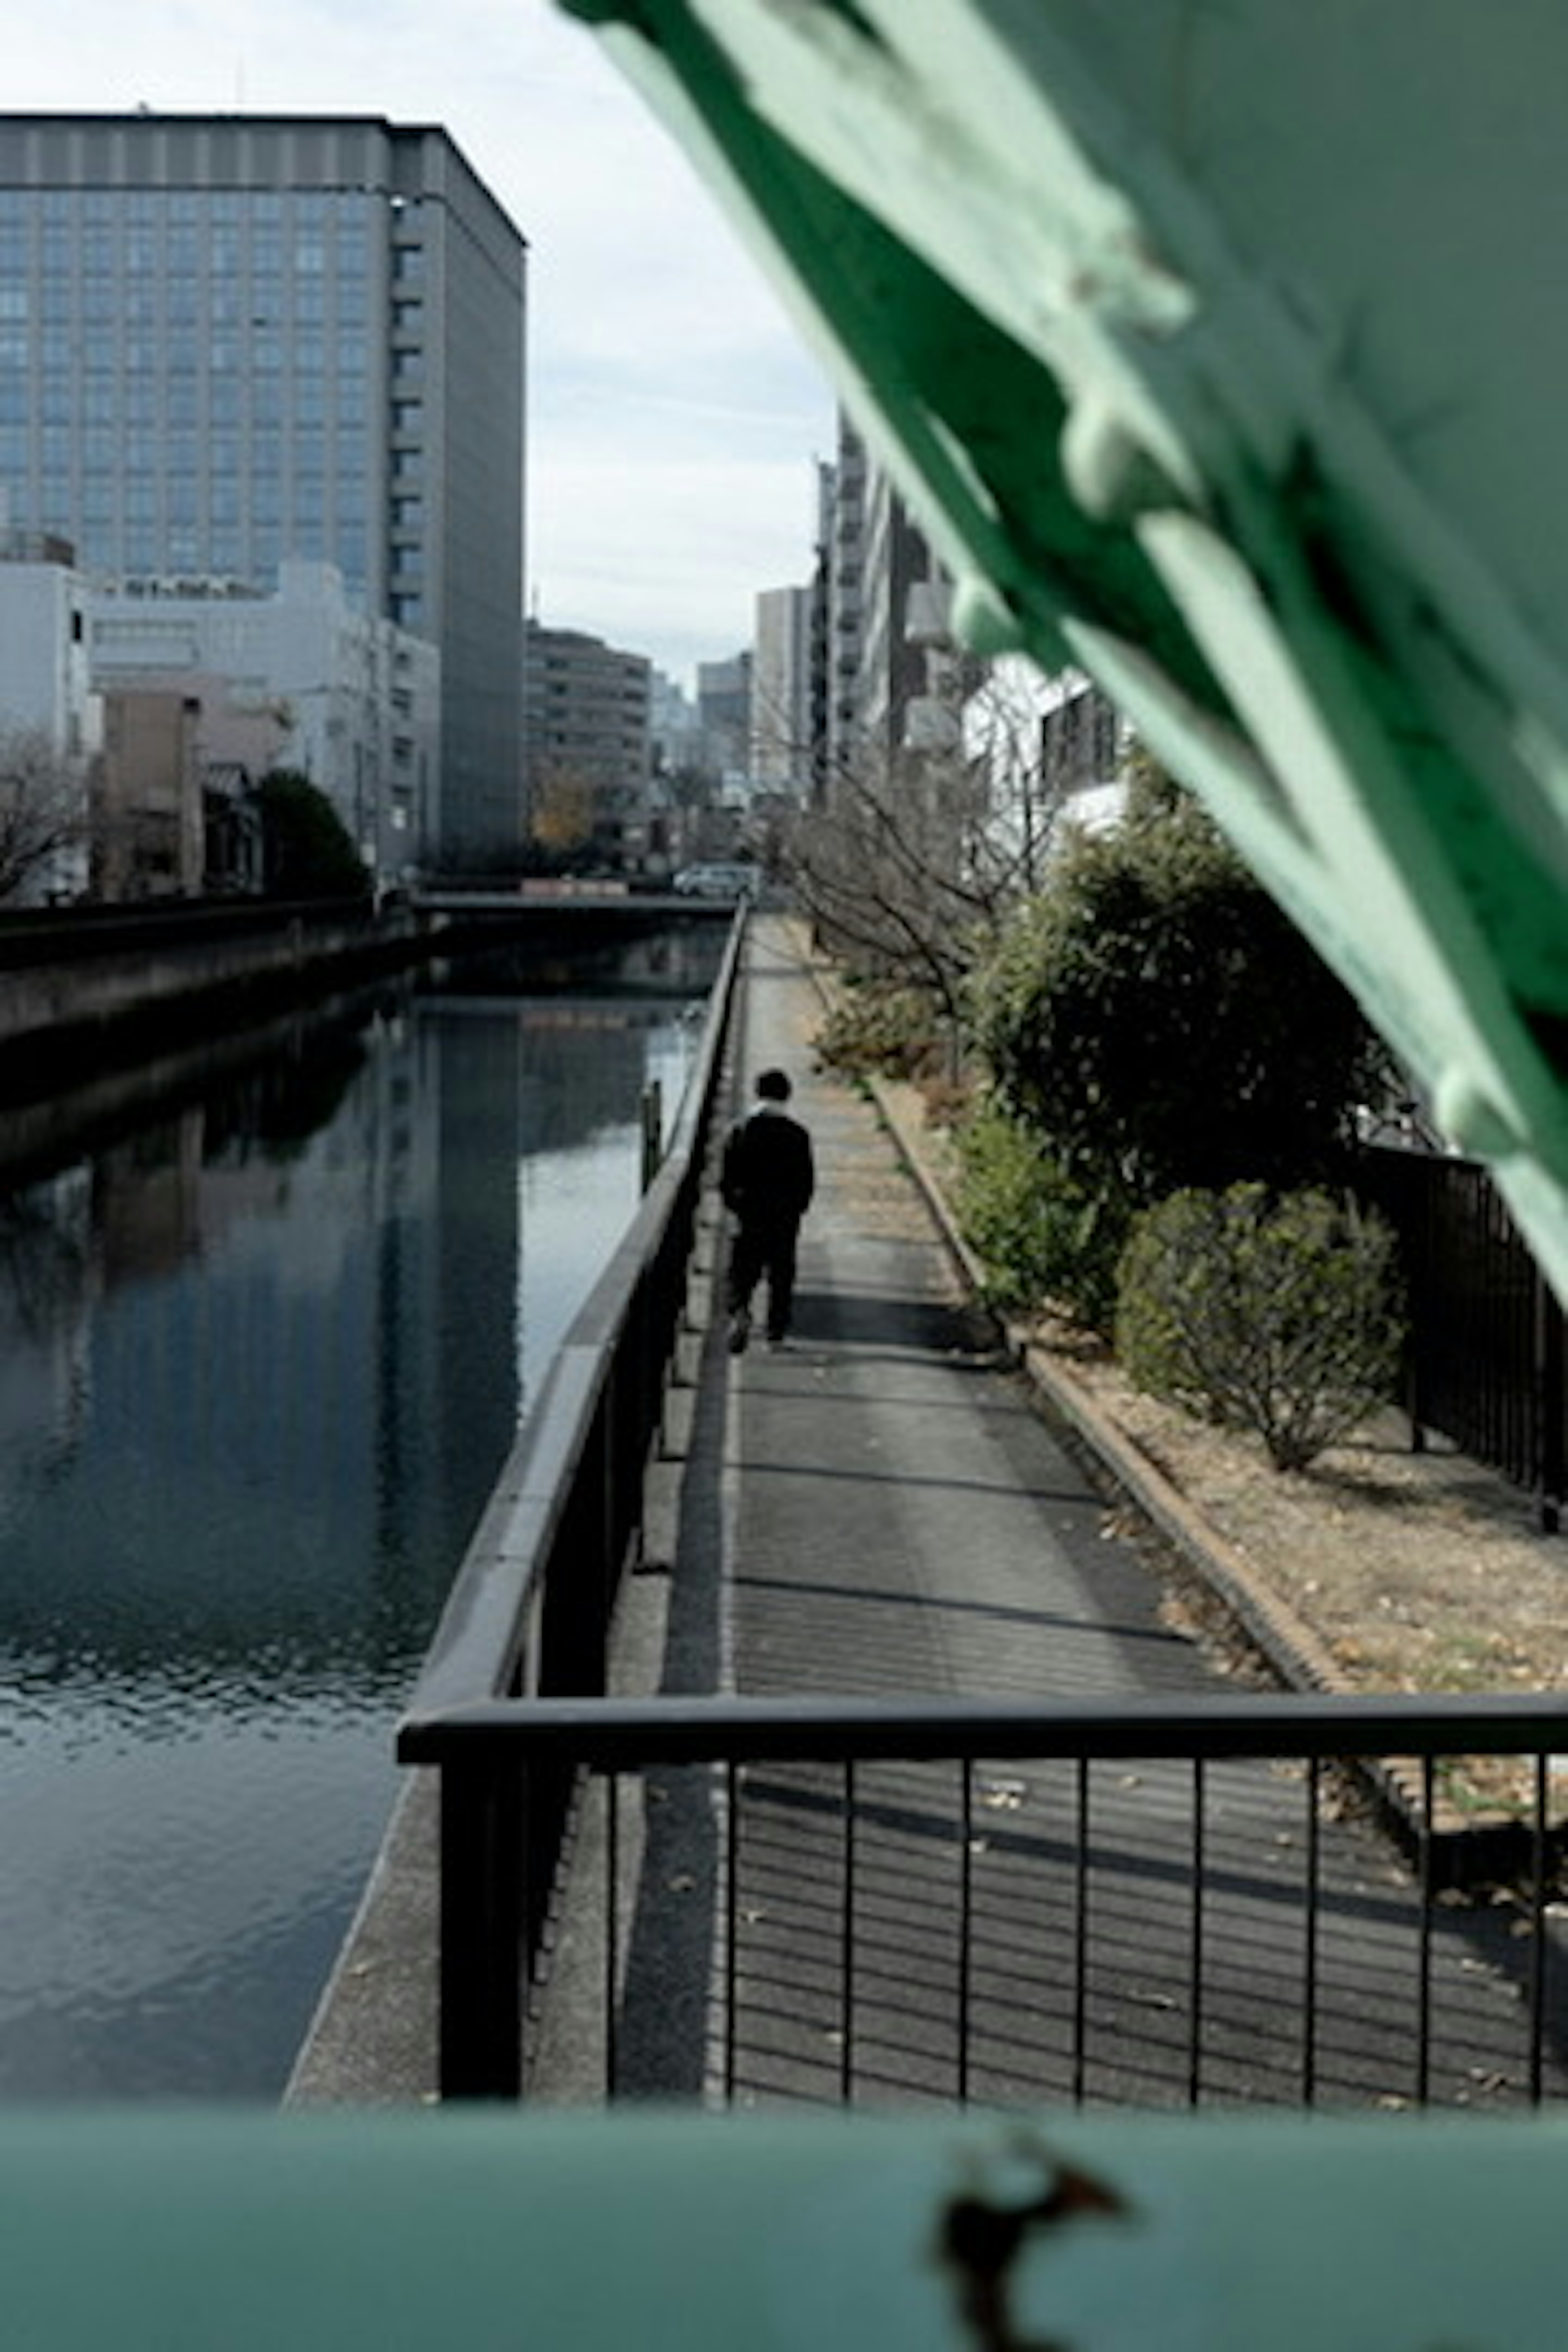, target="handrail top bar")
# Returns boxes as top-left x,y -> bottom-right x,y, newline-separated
397,1687 -> 1568,1768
